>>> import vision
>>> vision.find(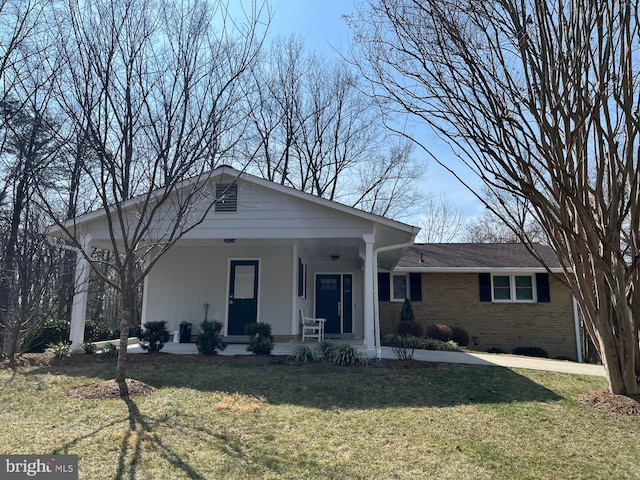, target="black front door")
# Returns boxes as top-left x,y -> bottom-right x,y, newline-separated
228,260 -> 259,335
316,274 -> 353,335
